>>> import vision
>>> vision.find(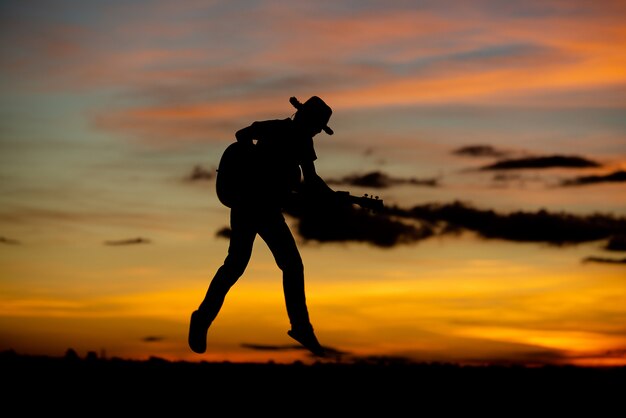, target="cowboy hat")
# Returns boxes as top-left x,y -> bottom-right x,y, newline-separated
289,96 -> 334,135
